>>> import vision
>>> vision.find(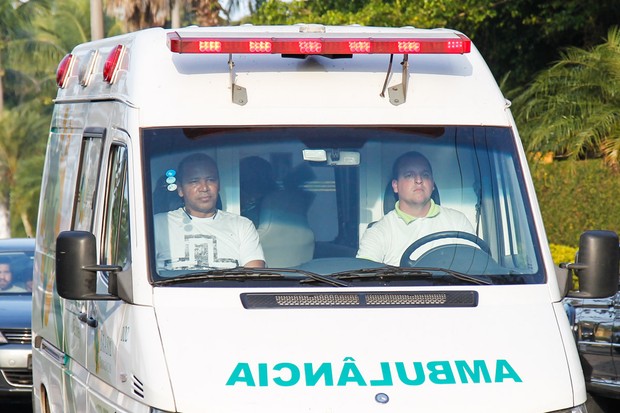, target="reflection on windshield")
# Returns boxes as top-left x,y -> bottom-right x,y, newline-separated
144,126 -> 543,286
